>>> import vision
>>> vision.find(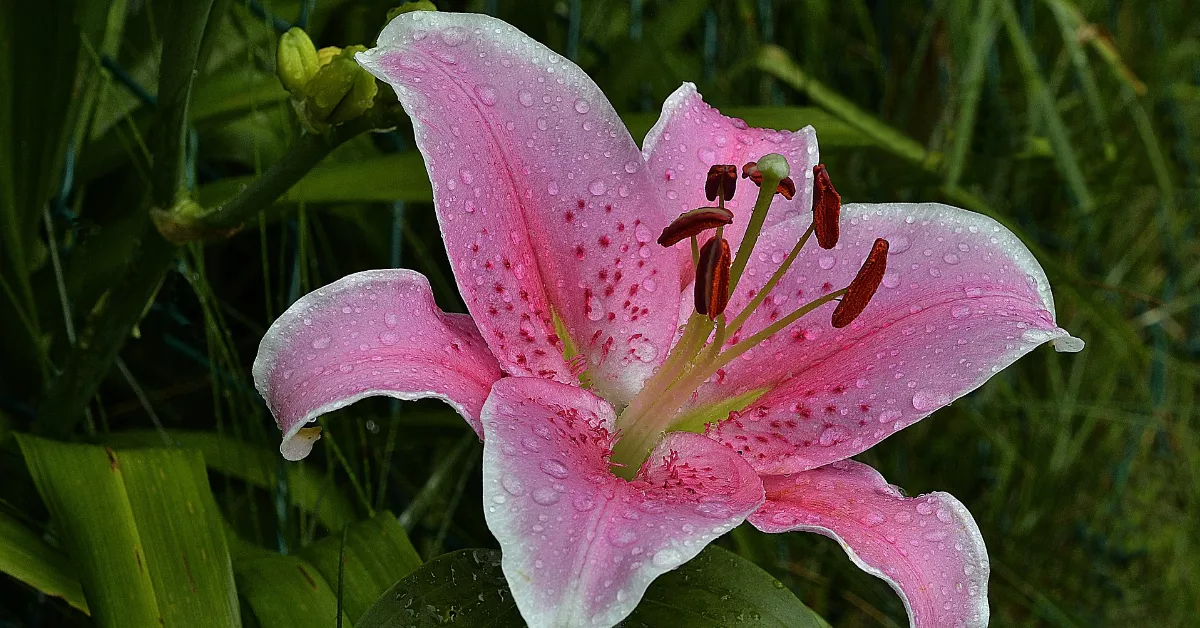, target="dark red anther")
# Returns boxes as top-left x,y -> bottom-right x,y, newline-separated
741,162 -> 796,198
705,165 -> 738,202
657,206 -> 734,247
695,236 -> 732,319
776,177 -> 796,200
812,164 -> 840,249
831,238 -> 888,328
